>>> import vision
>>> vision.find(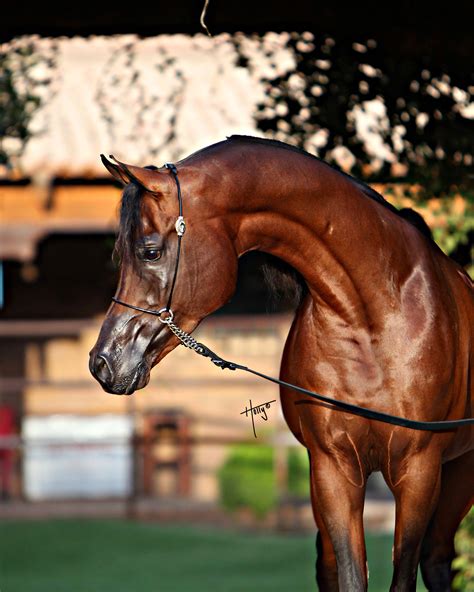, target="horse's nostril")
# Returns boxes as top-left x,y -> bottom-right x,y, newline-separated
93,353 -> 112,384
